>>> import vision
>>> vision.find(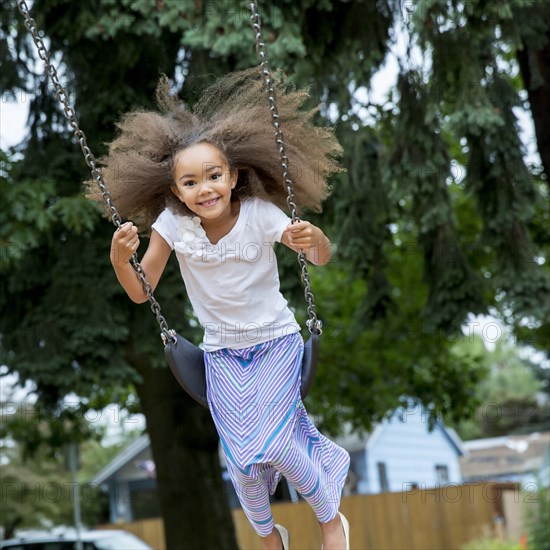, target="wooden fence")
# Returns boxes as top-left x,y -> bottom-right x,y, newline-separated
99,482 -> 518,549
